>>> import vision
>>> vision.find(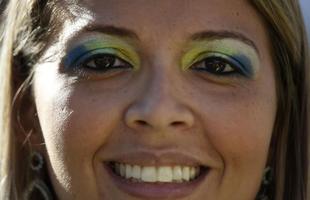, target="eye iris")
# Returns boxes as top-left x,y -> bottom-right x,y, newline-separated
93,55 -> 116,68
205,59 -> 226,73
